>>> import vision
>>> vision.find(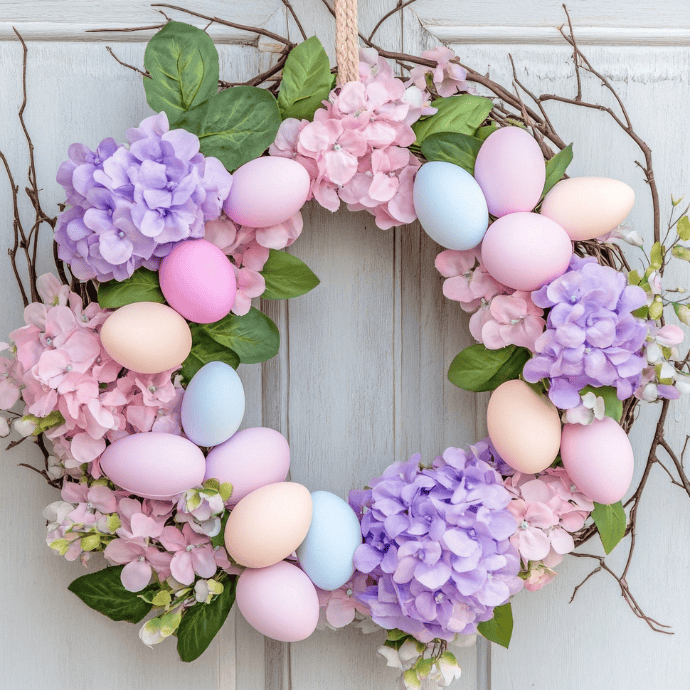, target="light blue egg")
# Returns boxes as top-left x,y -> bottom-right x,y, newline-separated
297,491 -> 362,591
181,361 -> 245,447
413,161 -> 489,250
